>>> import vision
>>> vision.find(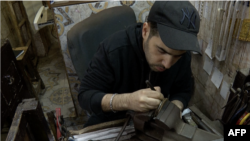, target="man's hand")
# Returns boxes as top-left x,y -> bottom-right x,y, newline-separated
171,100 -> 183,118
126,86 -> 164,112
